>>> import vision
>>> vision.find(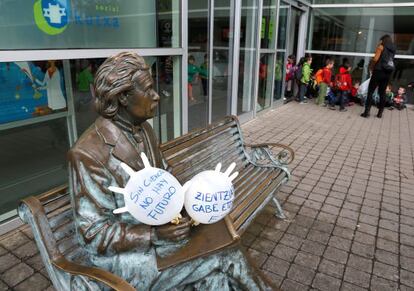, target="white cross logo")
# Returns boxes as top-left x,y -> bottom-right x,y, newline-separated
43,3 -> 66,24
